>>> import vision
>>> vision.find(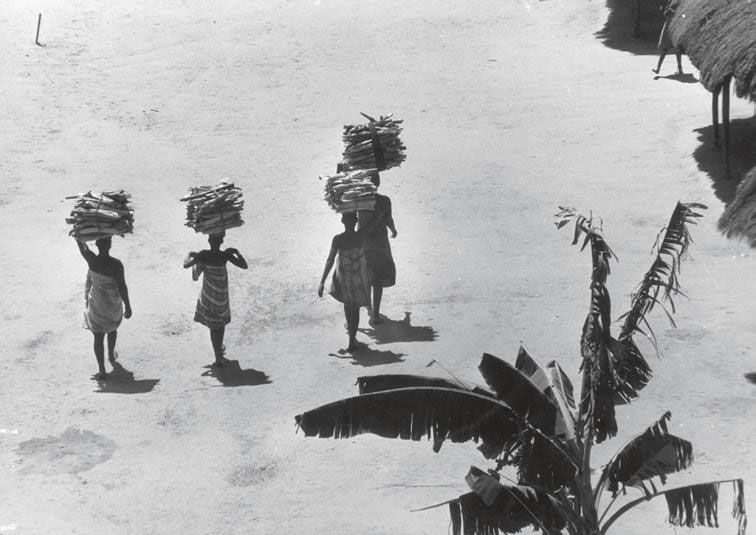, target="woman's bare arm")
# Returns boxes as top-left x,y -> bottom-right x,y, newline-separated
225,248 -> 248,269
318,238 -> 338,297
385,198 -> 398,238
84,271 -> 92,305
77,240 -> 92,259
115,262 -> 132,318
183,252 -> 198,268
